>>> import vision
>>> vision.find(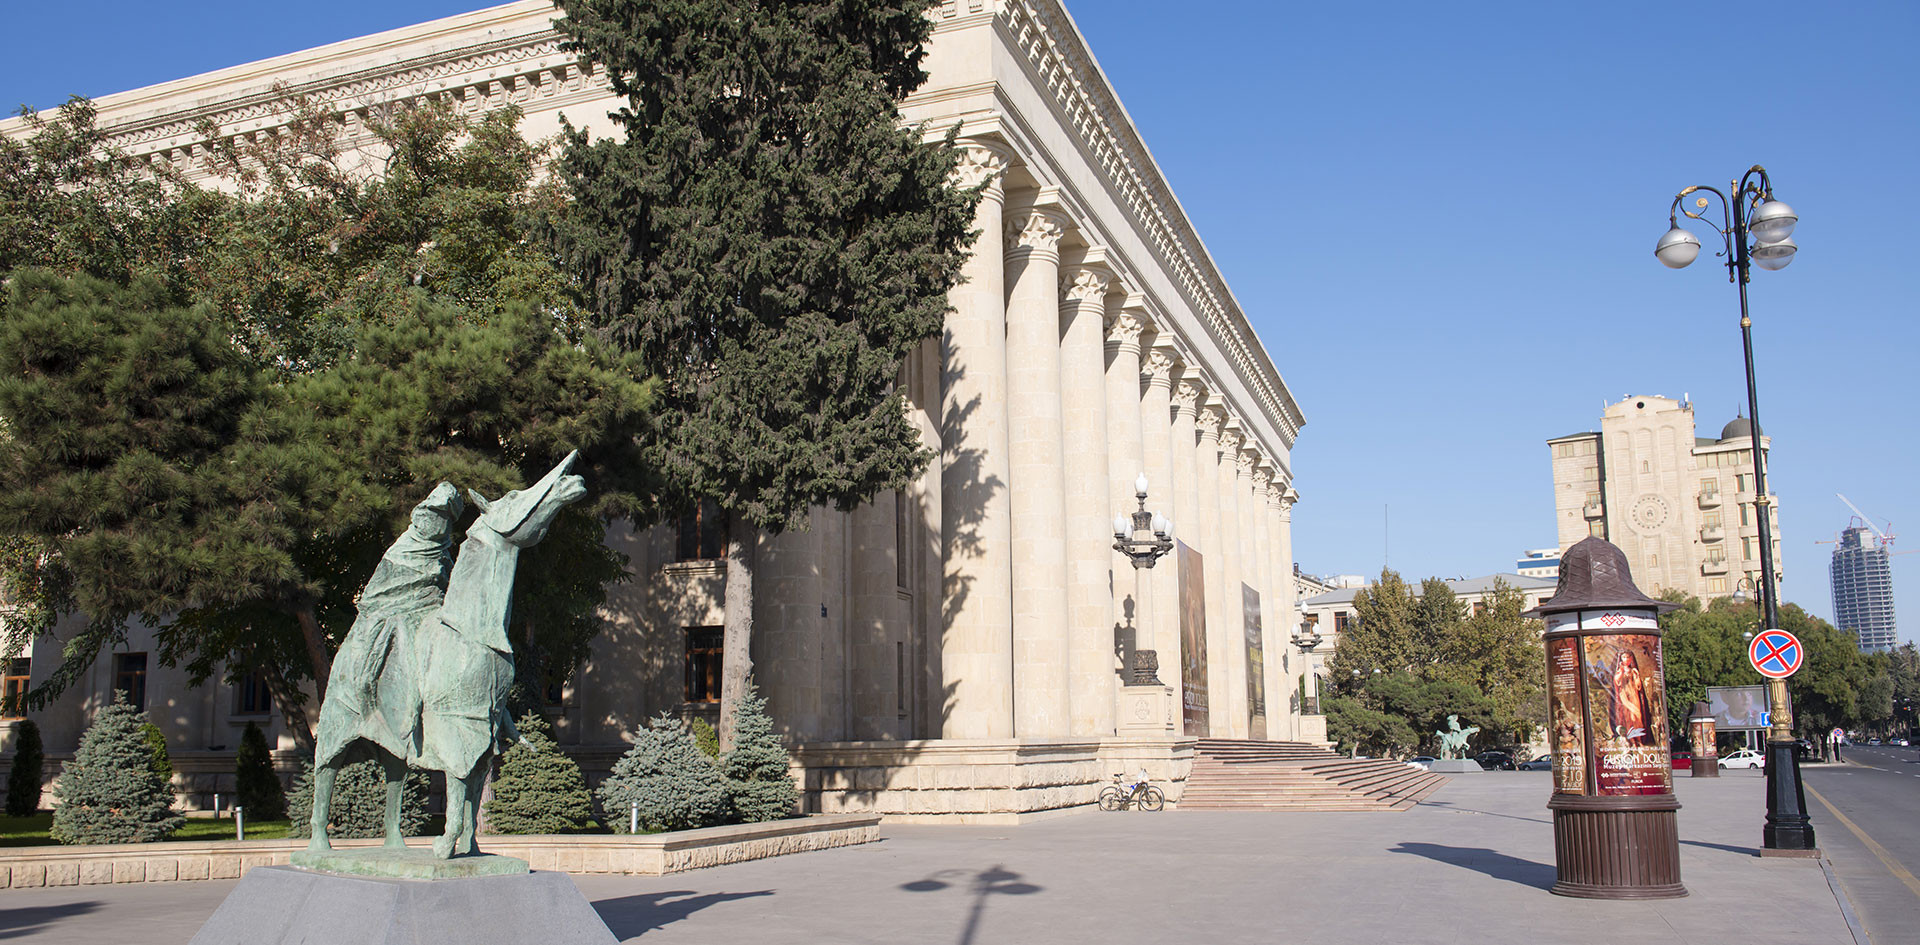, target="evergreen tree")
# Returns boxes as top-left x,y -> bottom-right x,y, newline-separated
1328,569 -> 1420,687
1432,579 -> 1545,744
690,718 -> 720,760
719,681 -> 798,822
233,721 -> 287,821
50,701 -> 183,843
140,721 -> 174,790
4,717 -> 44,815
483,712 -> 597,834
552,0 -> 979,745
1410,578 -> 1464,666
287,758 -> 430,839
597,712 -> 730,833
